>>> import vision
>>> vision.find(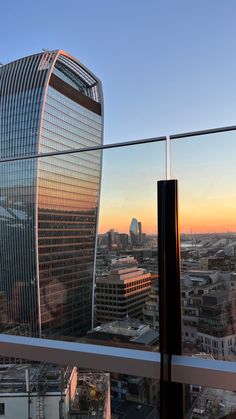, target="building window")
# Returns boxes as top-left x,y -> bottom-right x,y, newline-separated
0,404 -> 5,415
